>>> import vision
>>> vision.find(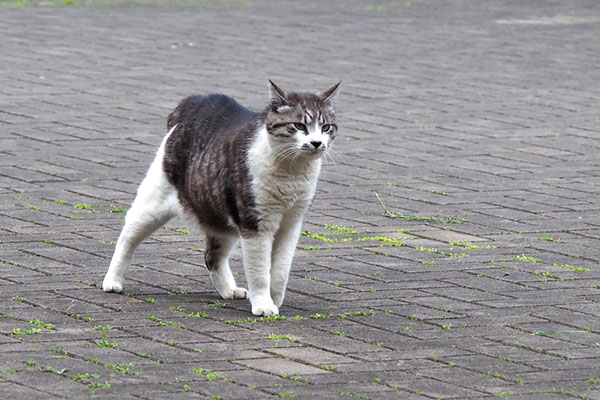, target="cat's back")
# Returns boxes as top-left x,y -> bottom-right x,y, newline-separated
163,94 -> 262,235
167,94 -> 257,134
164,93 -> 260,186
